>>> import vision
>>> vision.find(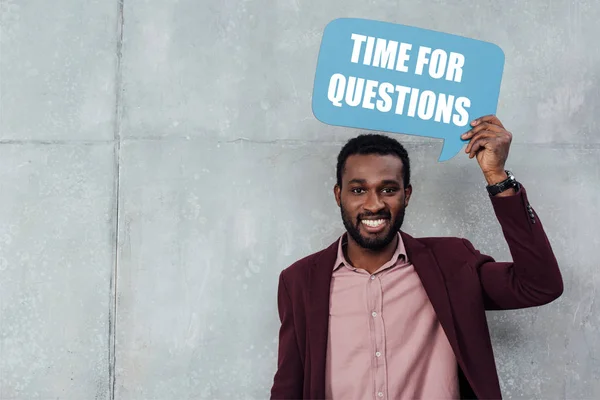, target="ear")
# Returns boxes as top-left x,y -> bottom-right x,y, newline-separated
404,184 -> 413,207
334,184 -> 341,207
